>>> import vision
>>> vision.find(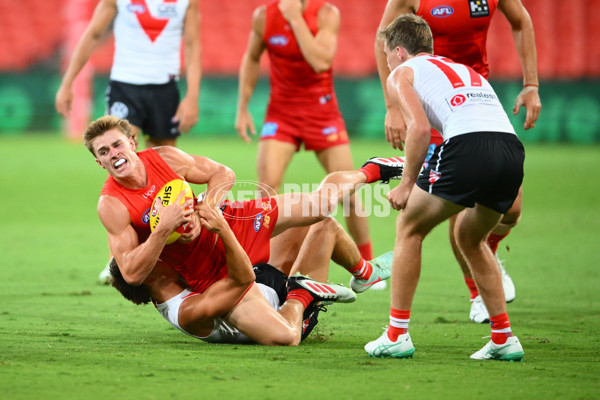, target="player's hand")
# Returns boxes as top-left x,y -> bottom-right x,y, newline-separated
155,190 -> 194,234
387,182 -> 412,211
278,0 -> 303,22
234,109 -> 256,143
173,95 -> 199,133
55,84 -> 73,118
178,213 -> 201,243
385,107 -> 406,150
513,86 -> 541,130
197,202 -> 228,234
